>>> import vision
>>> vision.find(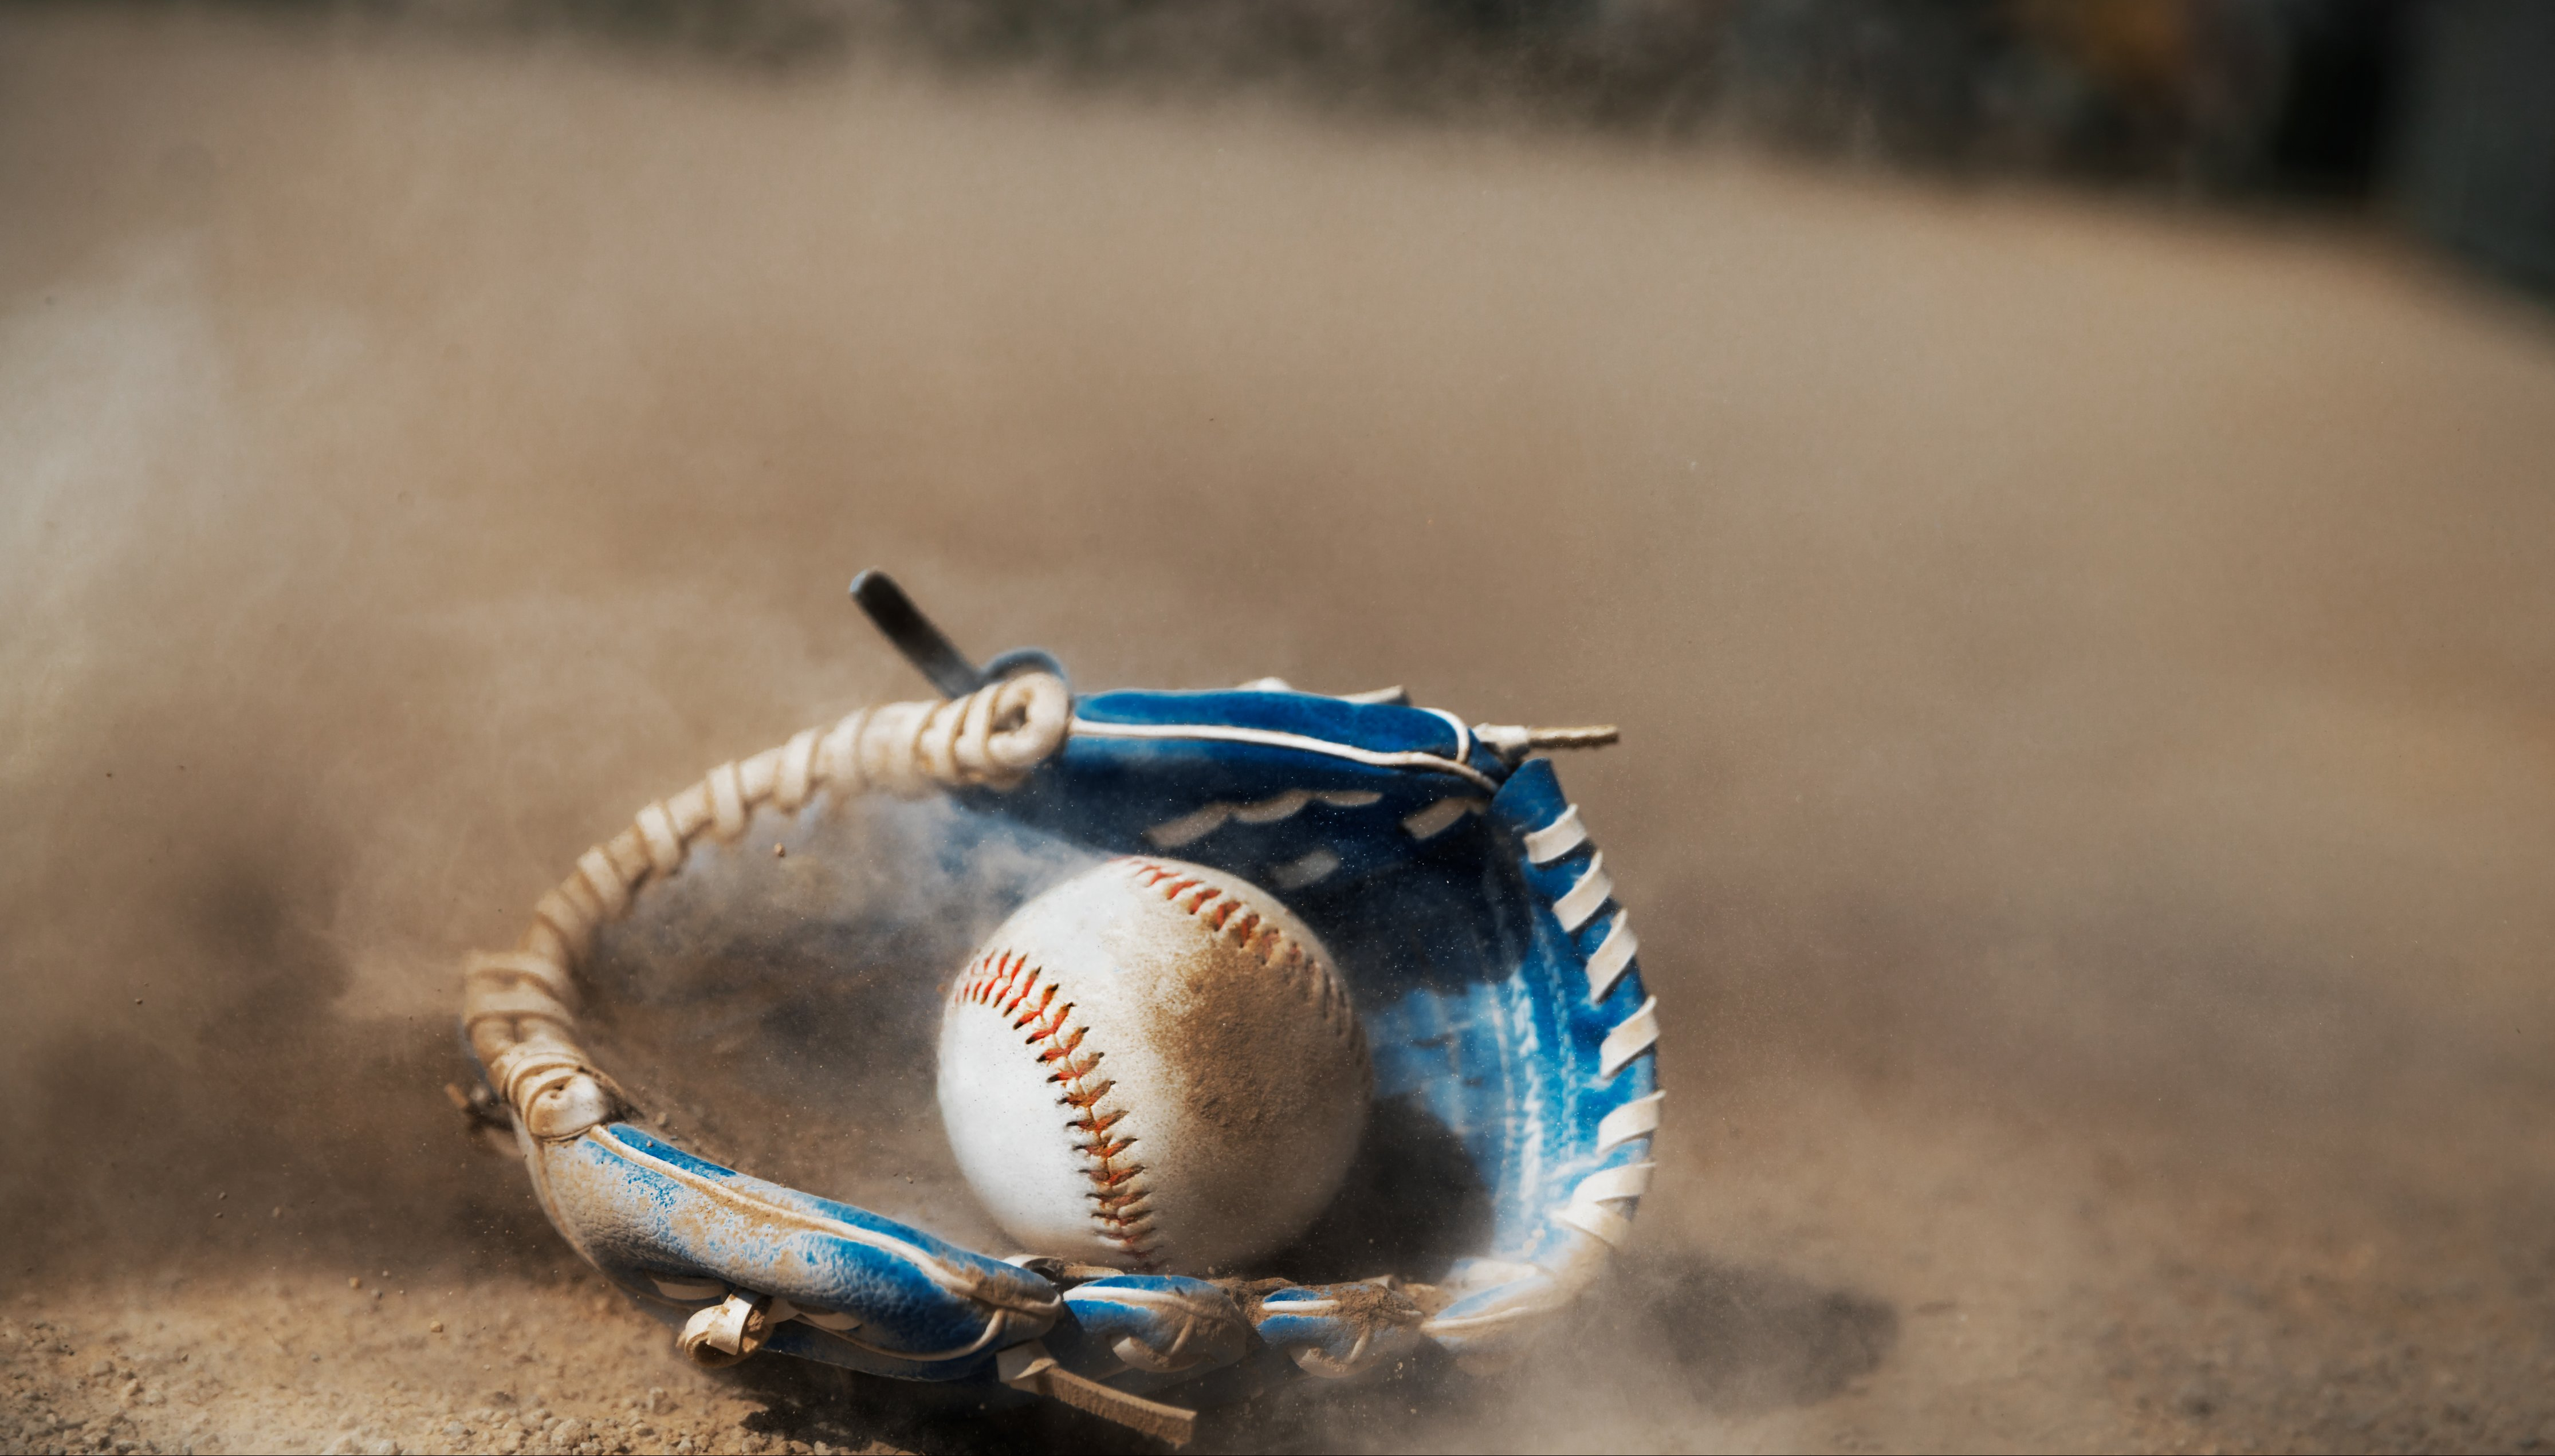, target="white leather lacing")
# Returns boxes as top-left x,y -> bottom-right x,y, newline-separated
1541,797 -> 1661,1249
461,672 -> 1073,1138
1422,794 -> 1664,1348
